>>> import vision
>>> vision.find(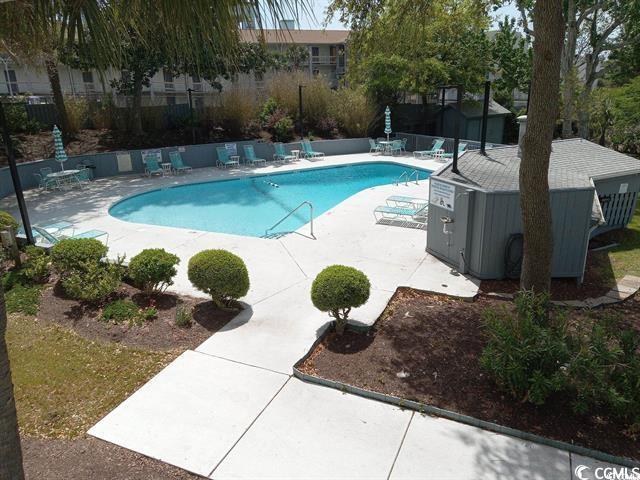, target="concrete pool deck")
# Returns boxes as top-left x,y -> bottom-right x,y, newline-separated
3,152 -> 627,478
